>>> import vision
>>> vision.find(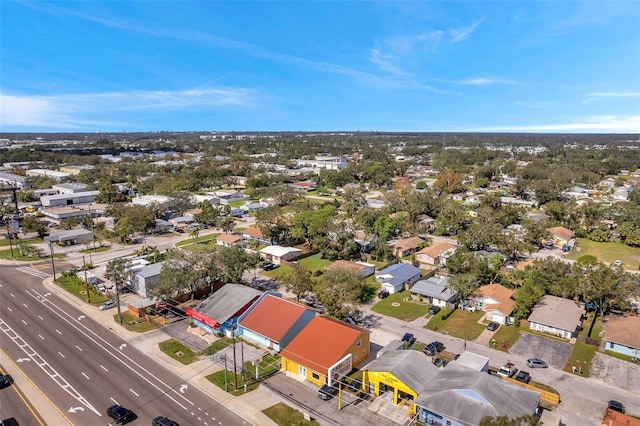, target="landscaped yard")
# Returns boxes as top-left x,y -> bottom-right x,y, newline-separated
158,339 -> 199,364
298,254 -> 332,273
565,340 -> 598,377
565,238 -> 640,269
55,275 -> 110,305
490,324 -> 523,352
261,264 -> 293,281
425,309 -> 486,341
263,403 -> 320,426
371,291 -> 431,321
201,337 -> 236,355
117,312 -> 159,332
